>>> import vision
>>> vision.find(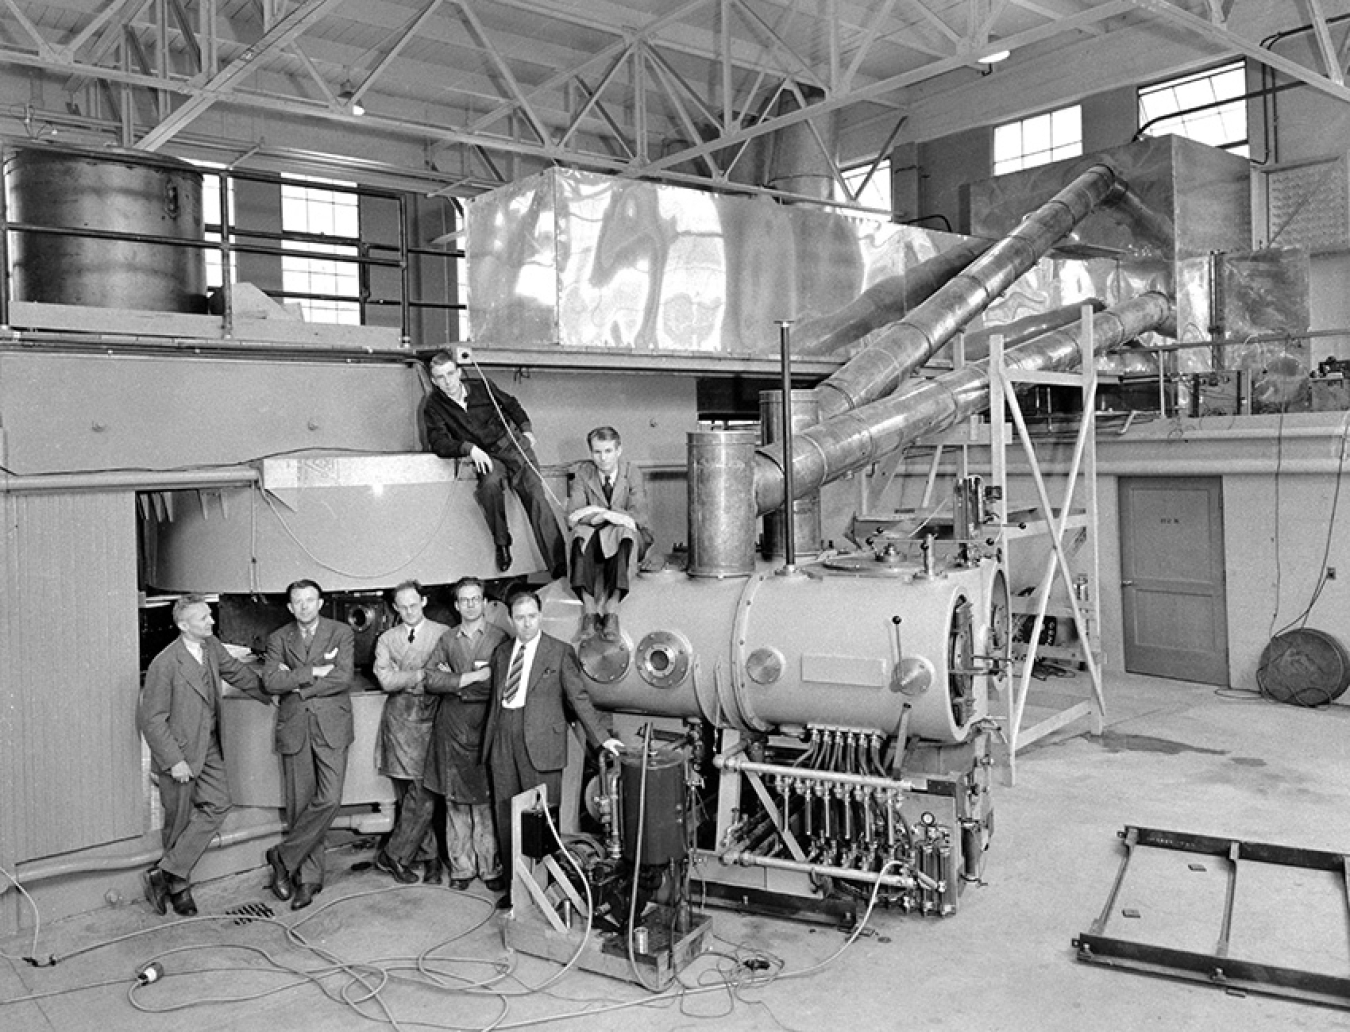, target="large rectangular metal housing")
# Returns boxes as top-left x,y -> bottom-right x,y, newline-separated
466,168 -> 967,356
